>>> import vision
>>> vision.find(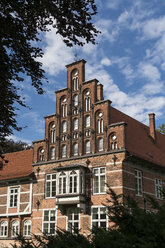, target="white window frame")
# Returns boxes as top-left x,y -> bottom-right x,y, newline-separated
62,121 -> 67,133
85,97 -> 90,111
62,145 -> 67,158
93,167 -> 106,195
91,206 -> 108,229
135,170 -> 143,196
58,172 -> 67,194
67,208 -> 80,233
98,138 -> 103,152
50,124 -> 56,143
23,220 -> 31,237
73,94 -> 78,106
9,187 -> 19,208
155,178 -> 163,199
85,140 -> 91,154
45,173 -> 56,198
73,77 -> 79,91
42,209 -> 56,235
73,118 -> 78,131
69,171 -> 78,194
0,221 -> 8,237
11,220 -> 19,237
97,118 -> 103,134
